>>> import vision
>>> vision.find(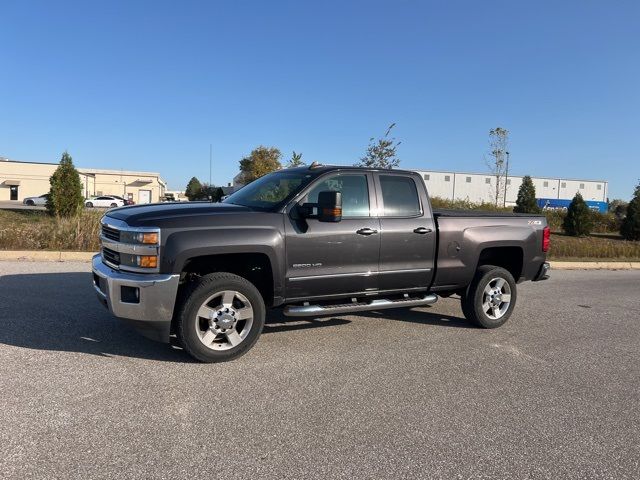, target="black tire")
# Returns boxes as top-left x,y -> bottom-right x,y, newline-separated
26,200 -> 35,206
461,265 -> 517,328
110,203 -> 117,208
86,202 -> 93,208
176,272 -> 265,363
